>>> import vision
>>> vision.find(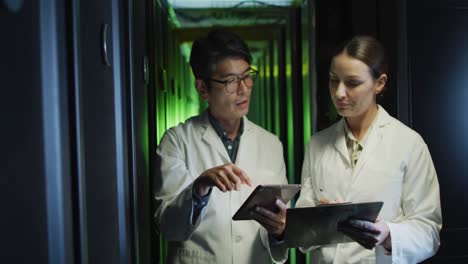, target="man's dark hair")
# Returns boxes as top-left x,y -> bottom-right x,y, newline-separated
189,29 -> 252,79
